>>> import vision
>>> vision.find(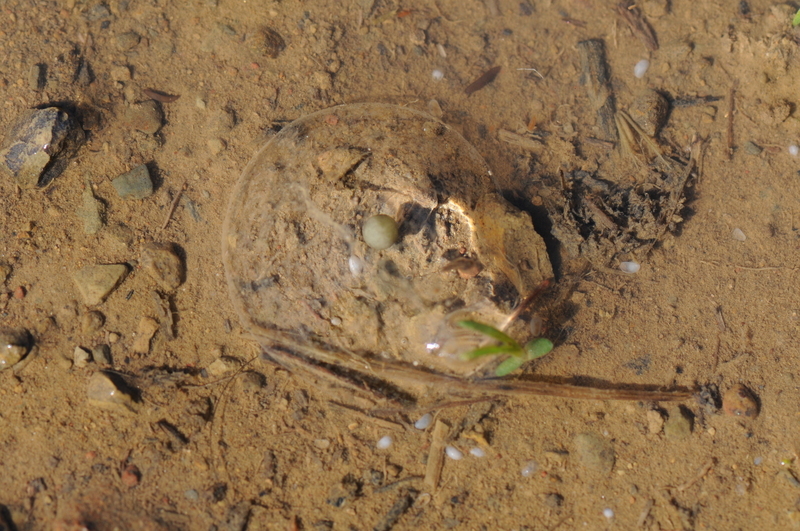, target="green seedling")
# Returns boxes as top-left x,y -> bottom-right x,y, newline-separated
794,8 -> 800,27
458,320 -> 554,377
